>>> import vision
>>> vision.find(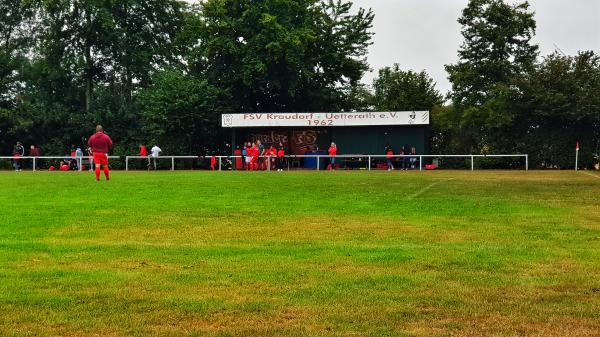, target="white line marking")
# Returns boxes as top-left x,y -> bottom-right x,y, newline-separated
407,178 -> 454,200
582,172 -> 600,180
